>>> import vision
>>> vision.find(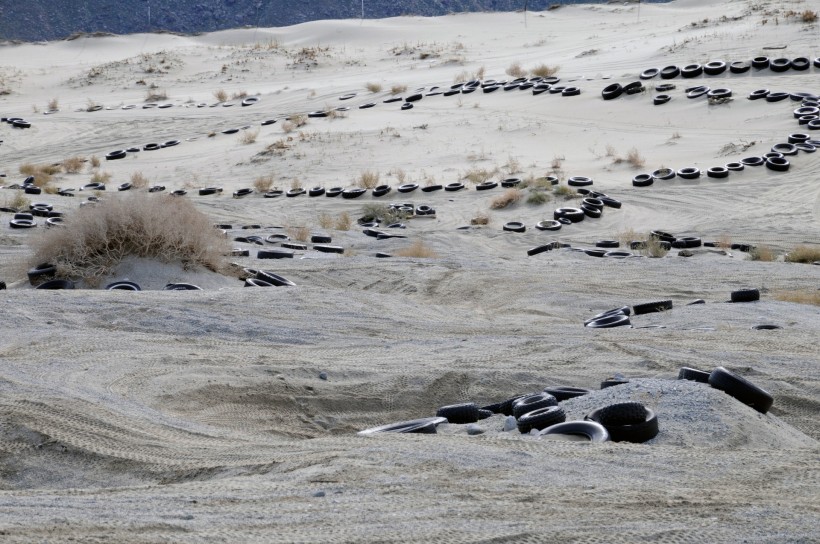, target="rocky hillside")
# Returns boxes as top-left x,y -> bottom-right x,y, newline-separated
0,1 -> 658,42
